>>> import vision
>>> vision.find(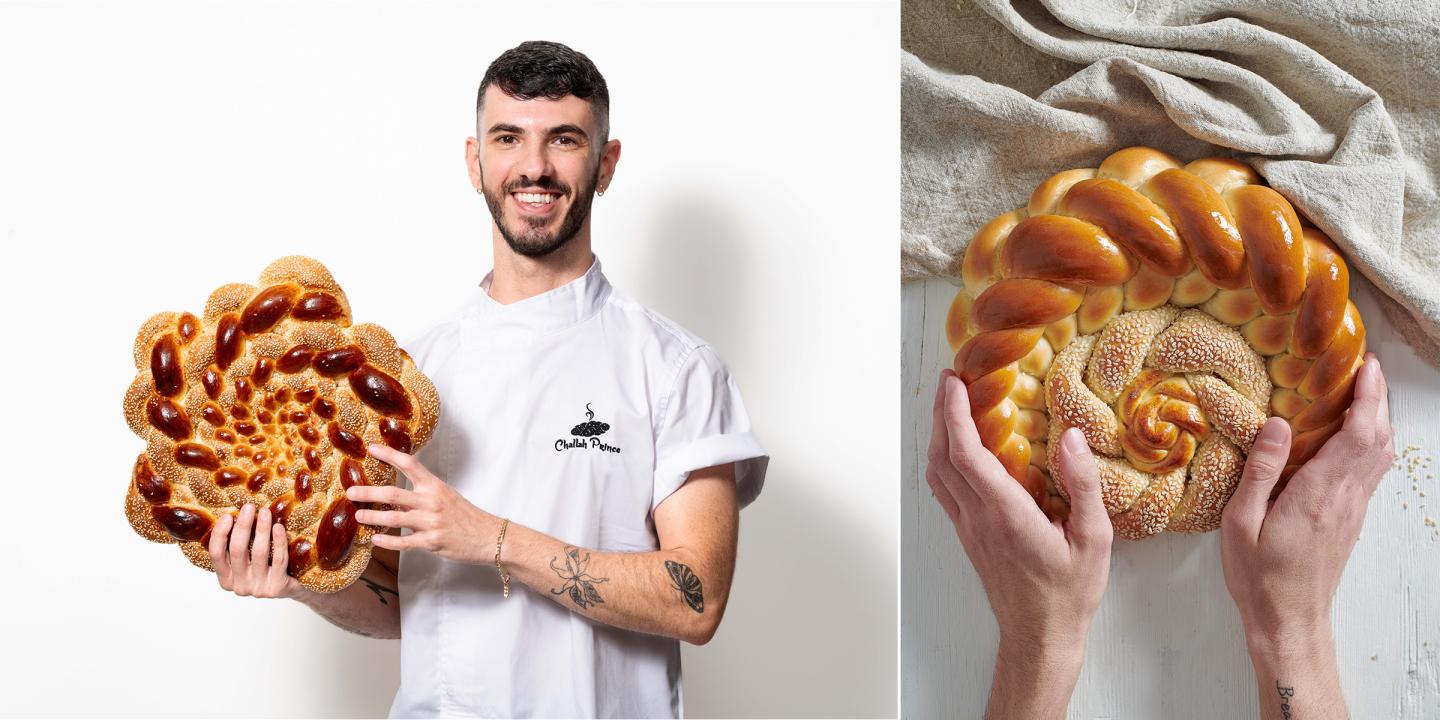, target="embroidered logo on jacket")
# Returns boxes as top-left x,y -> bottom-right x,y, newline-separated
555,403 -> 622,454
